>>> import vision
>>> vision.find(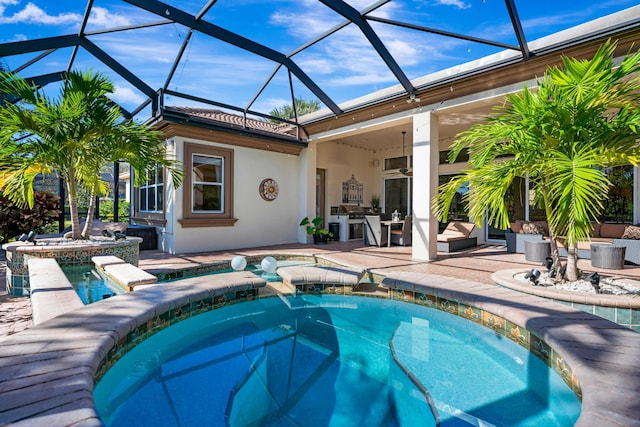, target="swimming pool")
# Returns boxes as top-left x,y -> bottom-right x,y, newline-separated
161,258 -> 318,283
65,259 -> 316,304
94,295 -> 580,426
63,265 -> 125,304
